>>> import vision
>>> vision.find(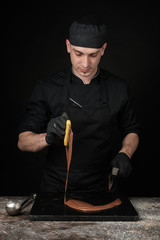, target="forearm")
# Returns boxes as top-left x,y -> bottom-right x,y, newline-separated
18,131 -> 49,152
119,133 -> 139,158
